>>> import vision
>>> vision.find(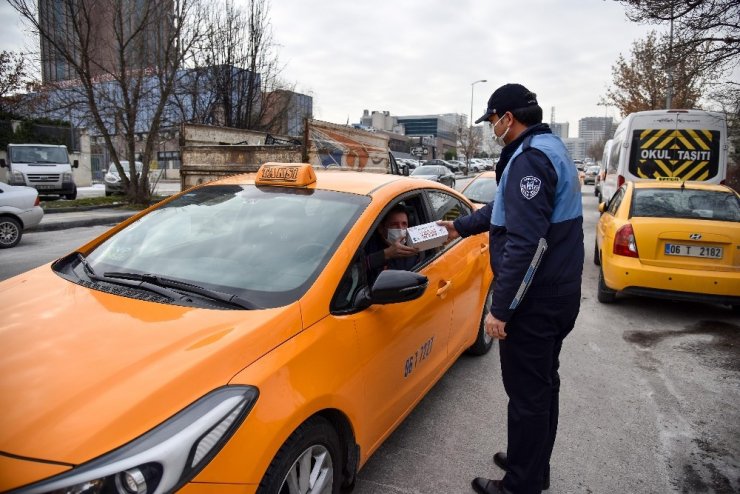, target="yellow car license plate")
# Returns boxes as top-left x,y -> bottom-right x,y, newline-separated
664,243 -> 722,259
